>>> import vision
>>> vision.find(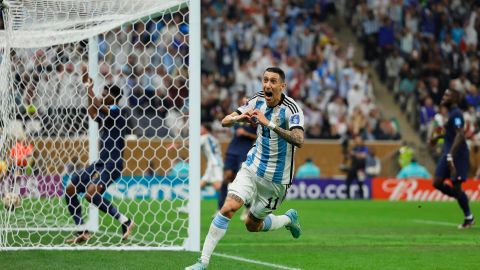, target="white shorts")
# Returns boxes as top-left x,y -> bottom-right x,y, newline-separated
201,164 -> 223,184
228,165 -> 287,219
